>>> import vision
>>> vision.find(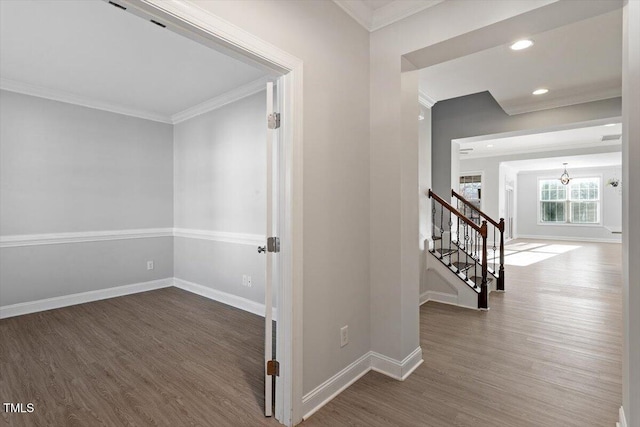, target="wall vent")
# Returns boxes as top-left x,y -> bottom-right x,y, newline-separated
150,19 -> 166,28
602,134 -> 622,142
